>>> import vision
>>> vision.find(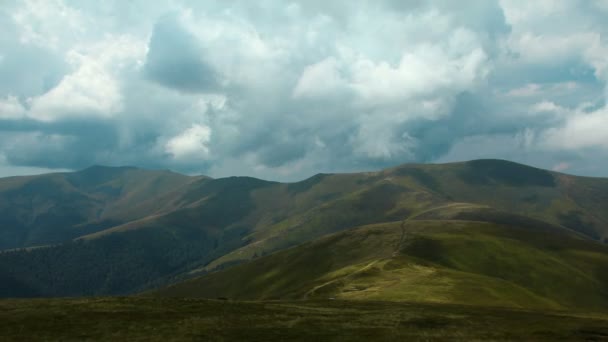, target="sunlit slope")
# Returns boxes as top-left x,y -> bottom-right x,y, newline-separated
156,219 -> 608,311
386,159 -> 608,240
